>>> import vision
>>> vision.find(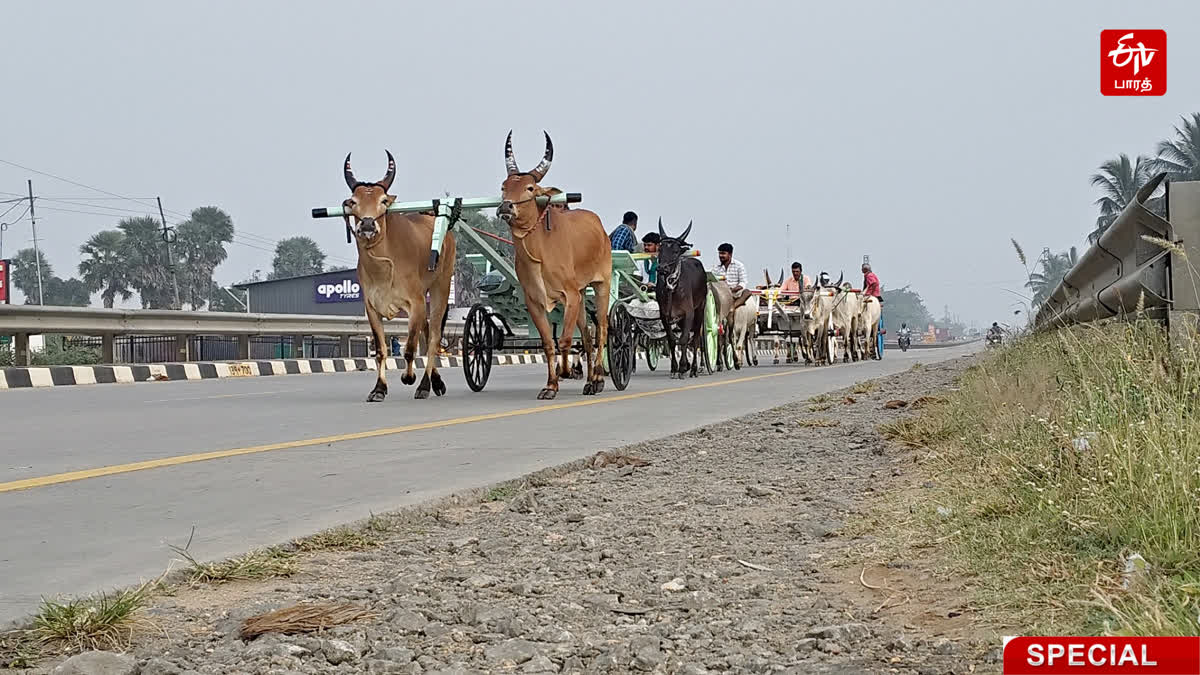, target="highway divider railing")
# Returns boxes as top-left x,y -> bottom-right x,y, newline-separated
1035,177 -> 1200,333
0,305 -> 466,366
